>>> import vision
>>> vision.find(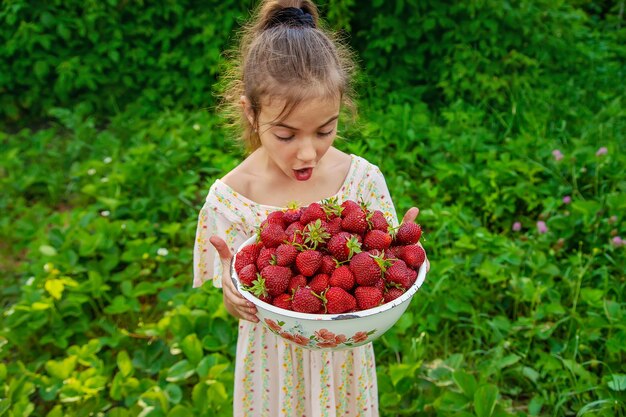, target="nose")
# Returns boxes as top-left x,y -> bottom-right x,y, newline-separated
296,137 -> 316,163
